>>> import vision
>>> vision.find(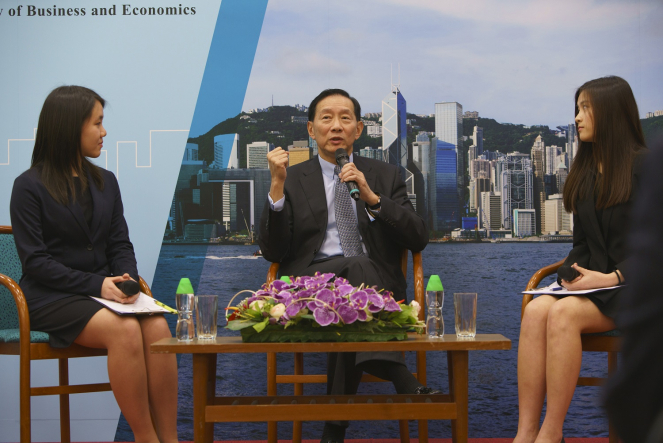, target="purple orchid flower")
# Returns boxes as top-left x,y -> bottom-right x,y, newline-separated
313,307 -> 337,326
382,293 -> 402,312
337,304 -> 358,324
349,290 -> 368,309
